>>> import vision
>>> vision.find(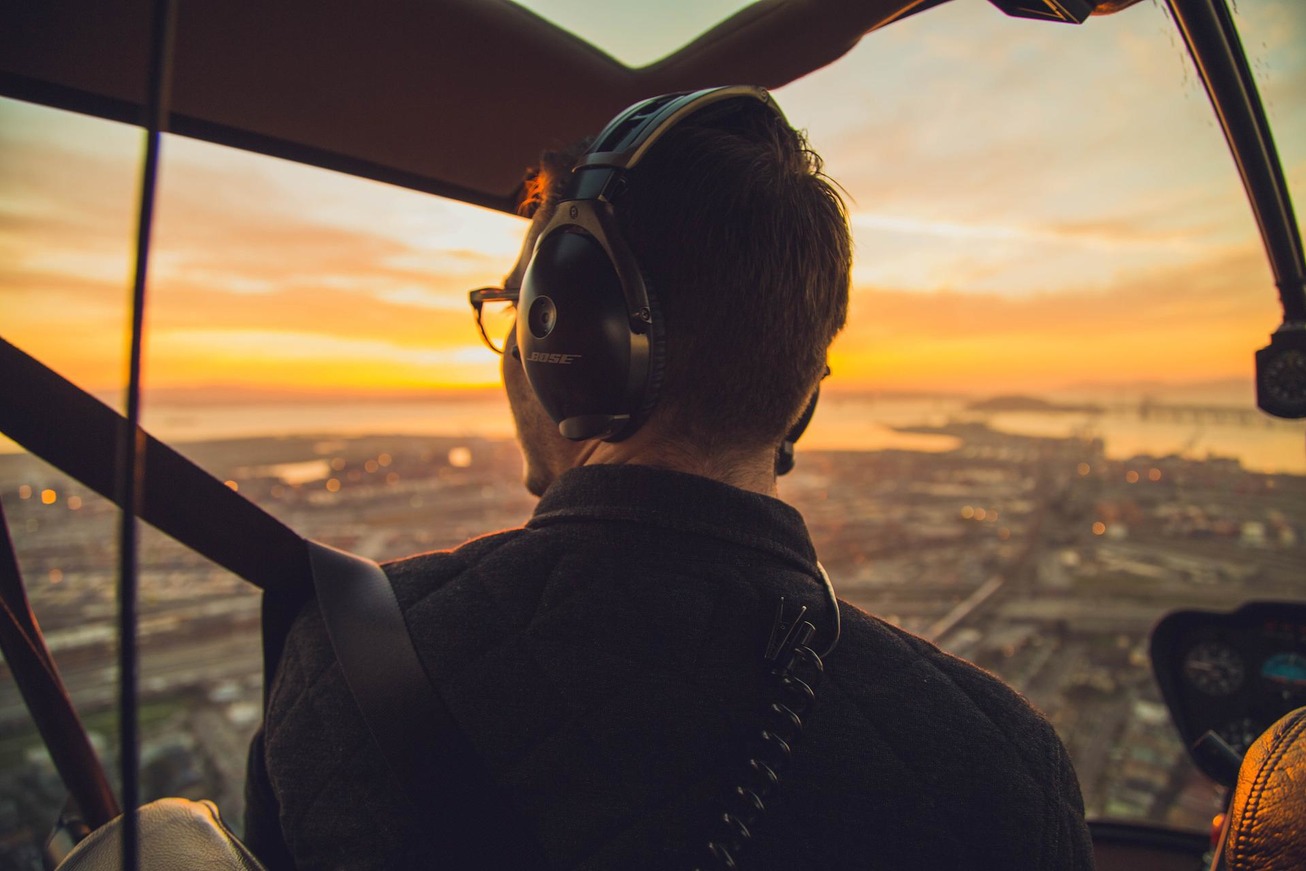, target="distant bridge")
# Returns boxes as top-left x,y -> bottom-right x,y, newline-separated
1127,401 -> 1266,426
